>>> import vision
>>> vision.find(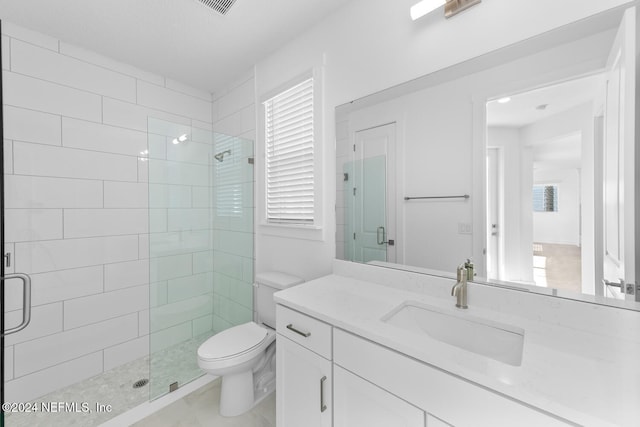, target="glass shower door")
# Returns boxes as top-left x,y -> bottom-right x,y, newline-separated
147,118 -> 254,399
